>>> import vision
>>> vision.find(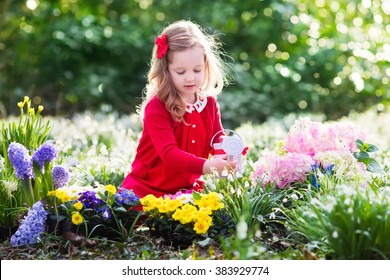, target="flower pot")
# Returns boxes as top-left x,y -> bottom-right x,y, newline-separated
46,215 -> 64,236
0,225 -> 18,242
